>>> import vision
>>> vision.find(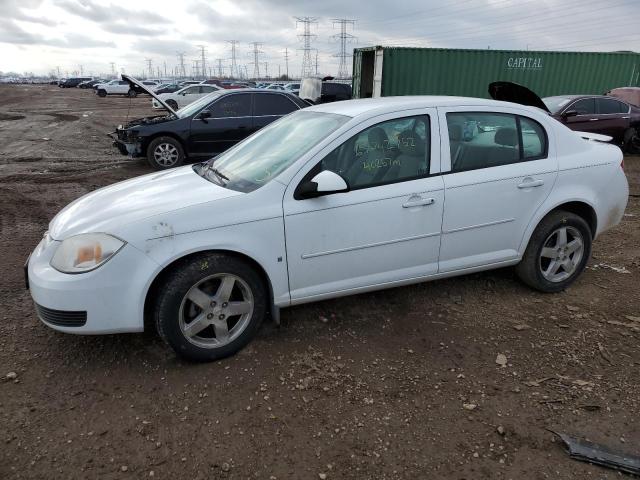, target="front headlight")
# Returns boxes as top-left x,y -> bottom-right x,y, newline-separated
50,233 -> 125,274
